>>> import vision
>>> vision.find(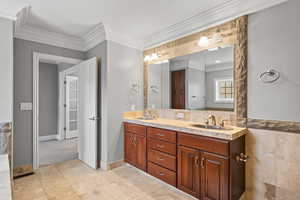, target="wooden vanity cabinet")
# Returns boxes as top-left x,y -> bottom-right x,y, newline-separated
124,123 -> 146,171
201,152 -> 229,200
177,146 -> 201,198
178,132 -> 245,200
124,123 -> 245,200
